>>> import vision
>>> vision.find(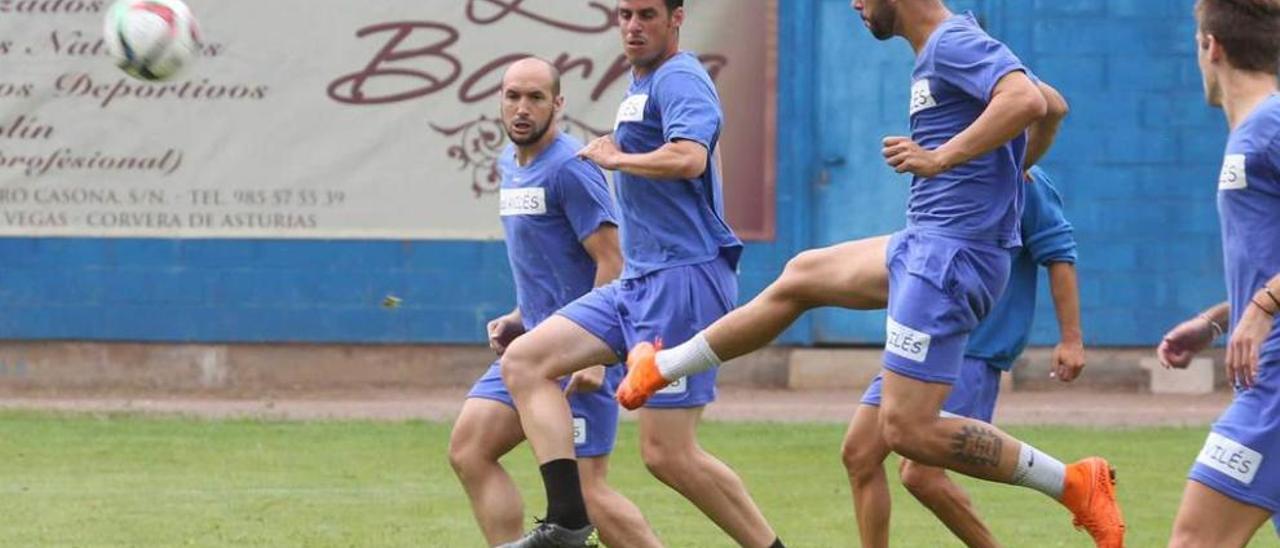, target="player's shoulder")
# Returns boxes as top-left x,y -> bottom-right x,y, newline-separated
1255,95 -> 1280,156
653,51 -> 714,88
1231,95 -> 1280,157
546,134 -> 604,183
657,51 -> 707,75
931,14 -> 1005,57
